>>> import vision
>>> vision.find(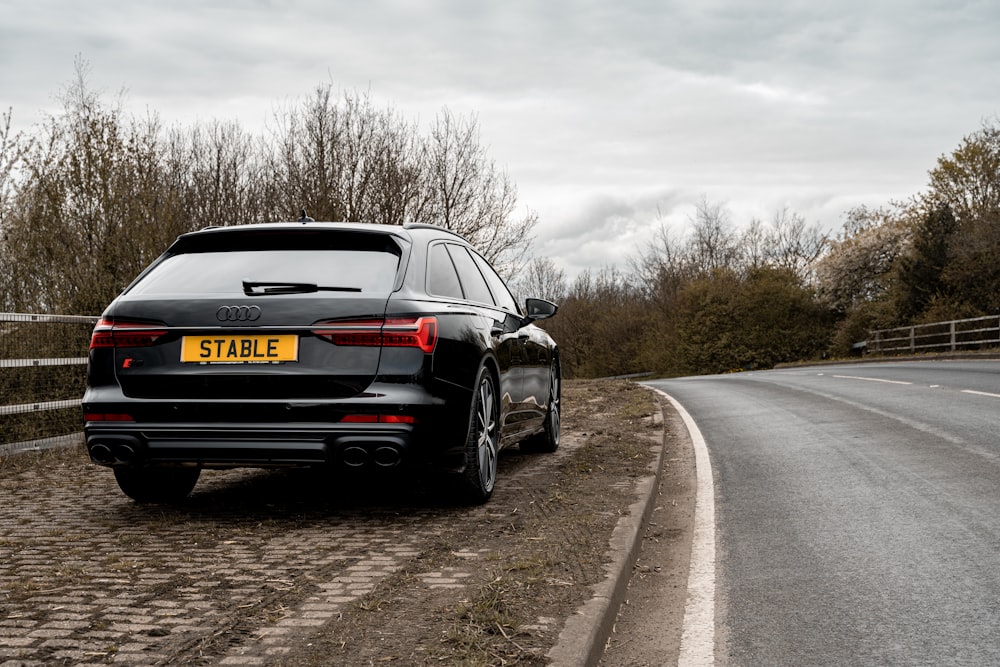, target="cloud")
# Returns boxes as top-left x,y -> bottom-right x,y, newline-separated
529,189 -> 696,277
2,0 -> 998,283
